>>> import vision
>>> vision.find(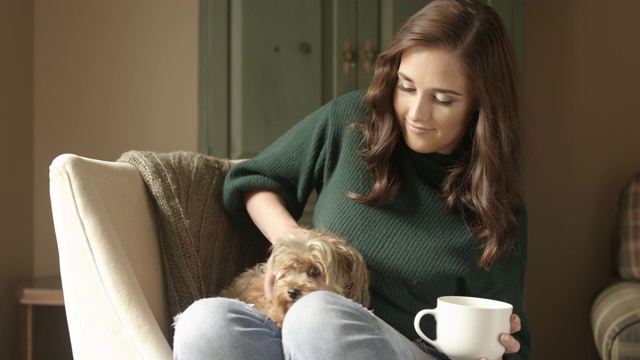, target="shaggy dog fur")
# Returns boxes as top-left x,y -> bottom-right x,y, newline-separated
219,230 -> 370,327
